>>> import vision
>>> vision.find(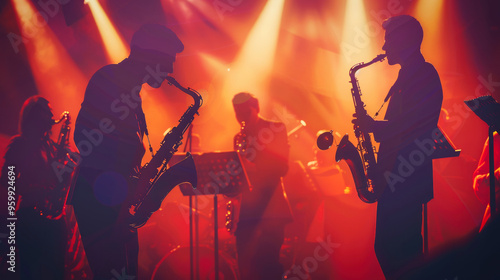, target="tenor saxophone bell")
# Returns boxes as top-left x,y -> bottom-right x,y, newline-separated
129,153 -> 197,228
128,76 -> 202,228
